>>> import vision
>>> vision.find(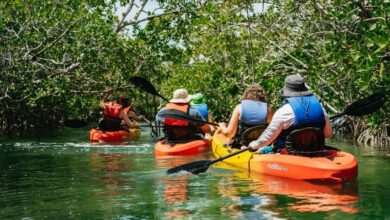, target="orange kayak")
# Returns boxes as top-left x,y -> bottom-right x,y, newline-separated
155,139 -> 211,156
89,128 -> 141,143
212,132 -> 358,183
